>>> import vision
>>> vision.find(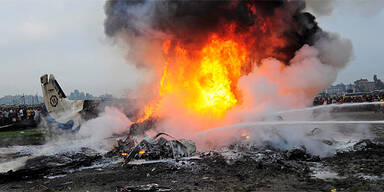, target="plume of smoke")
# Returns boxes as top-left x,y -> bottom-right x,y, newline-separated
104,0 -> 322,64
234,45 -> 338,115
40,107 -> 131,155
103,0 -> 360,156
78,107 -> 131,142
0,107 -> 132,173
314,32 -> 354,69
219,42 -> 355,156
